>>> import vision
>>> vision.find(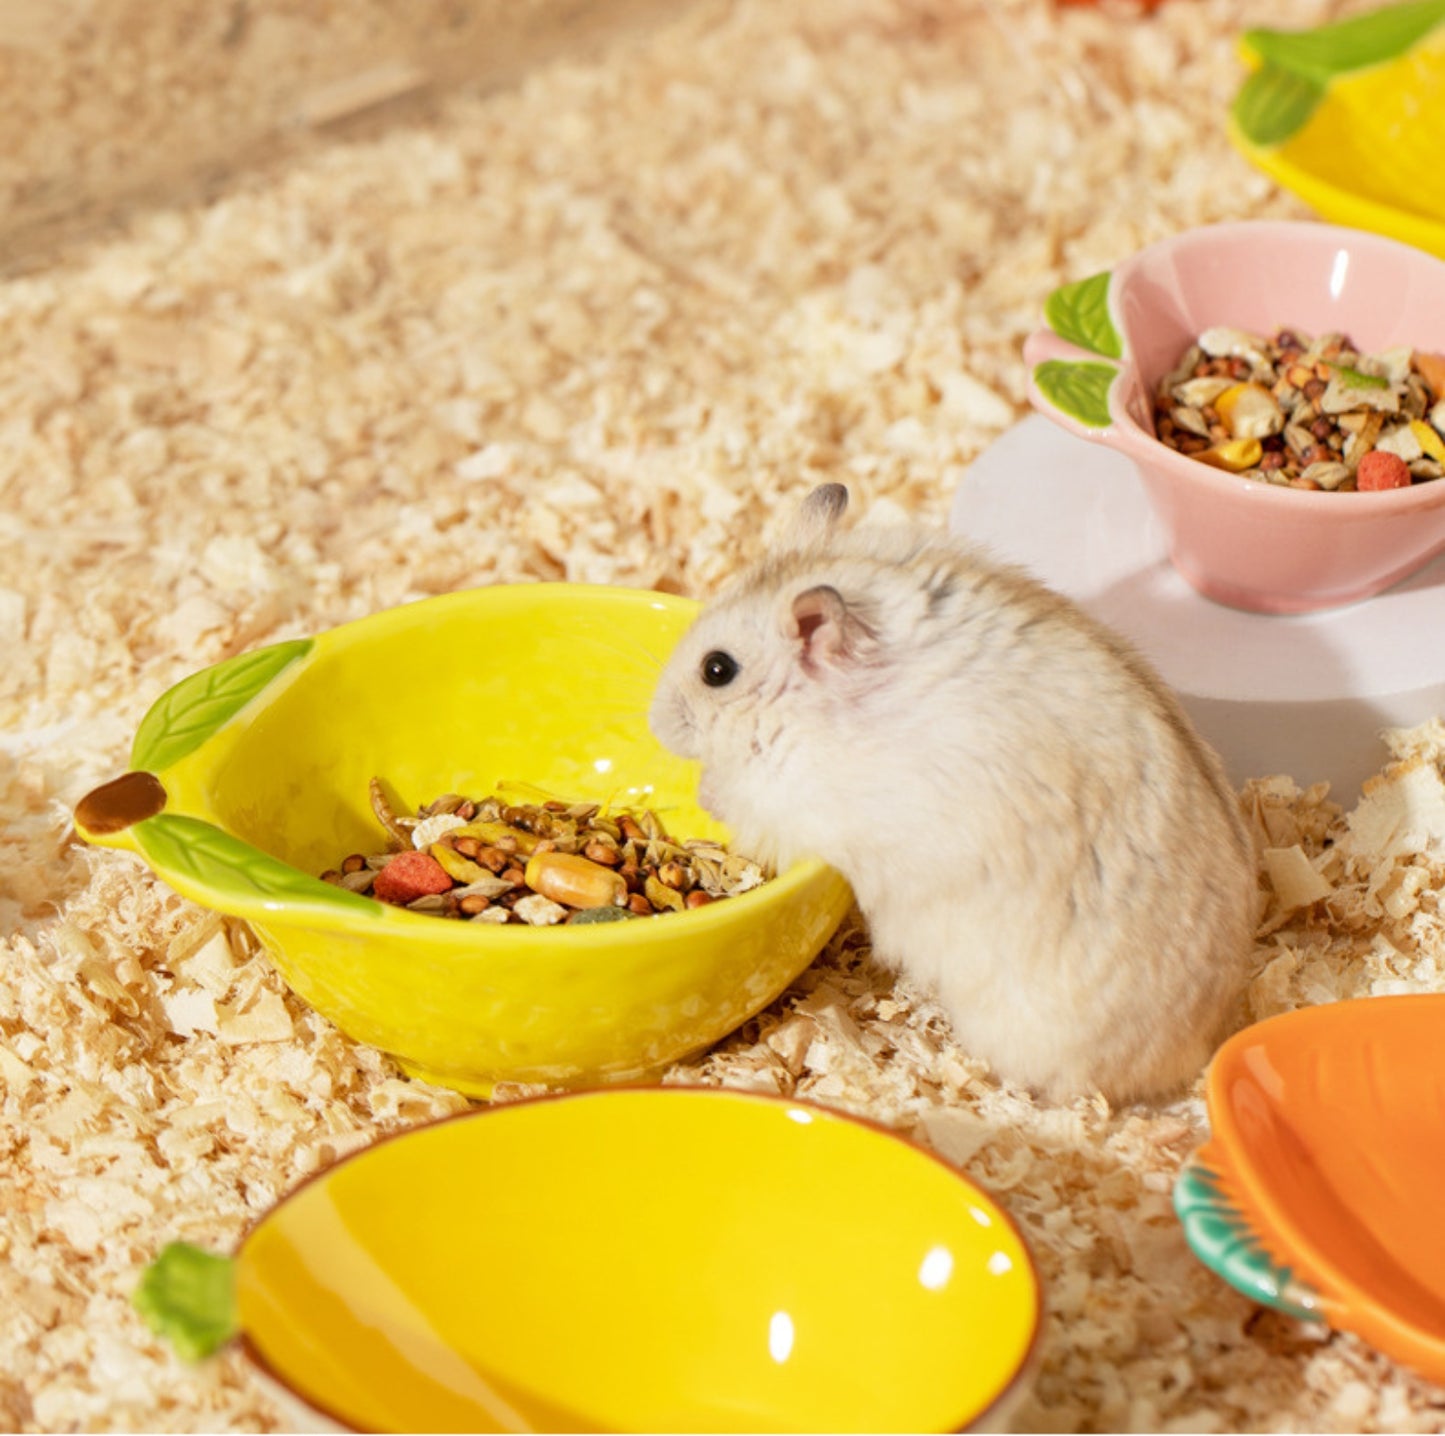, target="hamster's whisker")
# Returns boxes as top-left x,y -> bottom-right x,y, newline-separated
579,630 -> 670,675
